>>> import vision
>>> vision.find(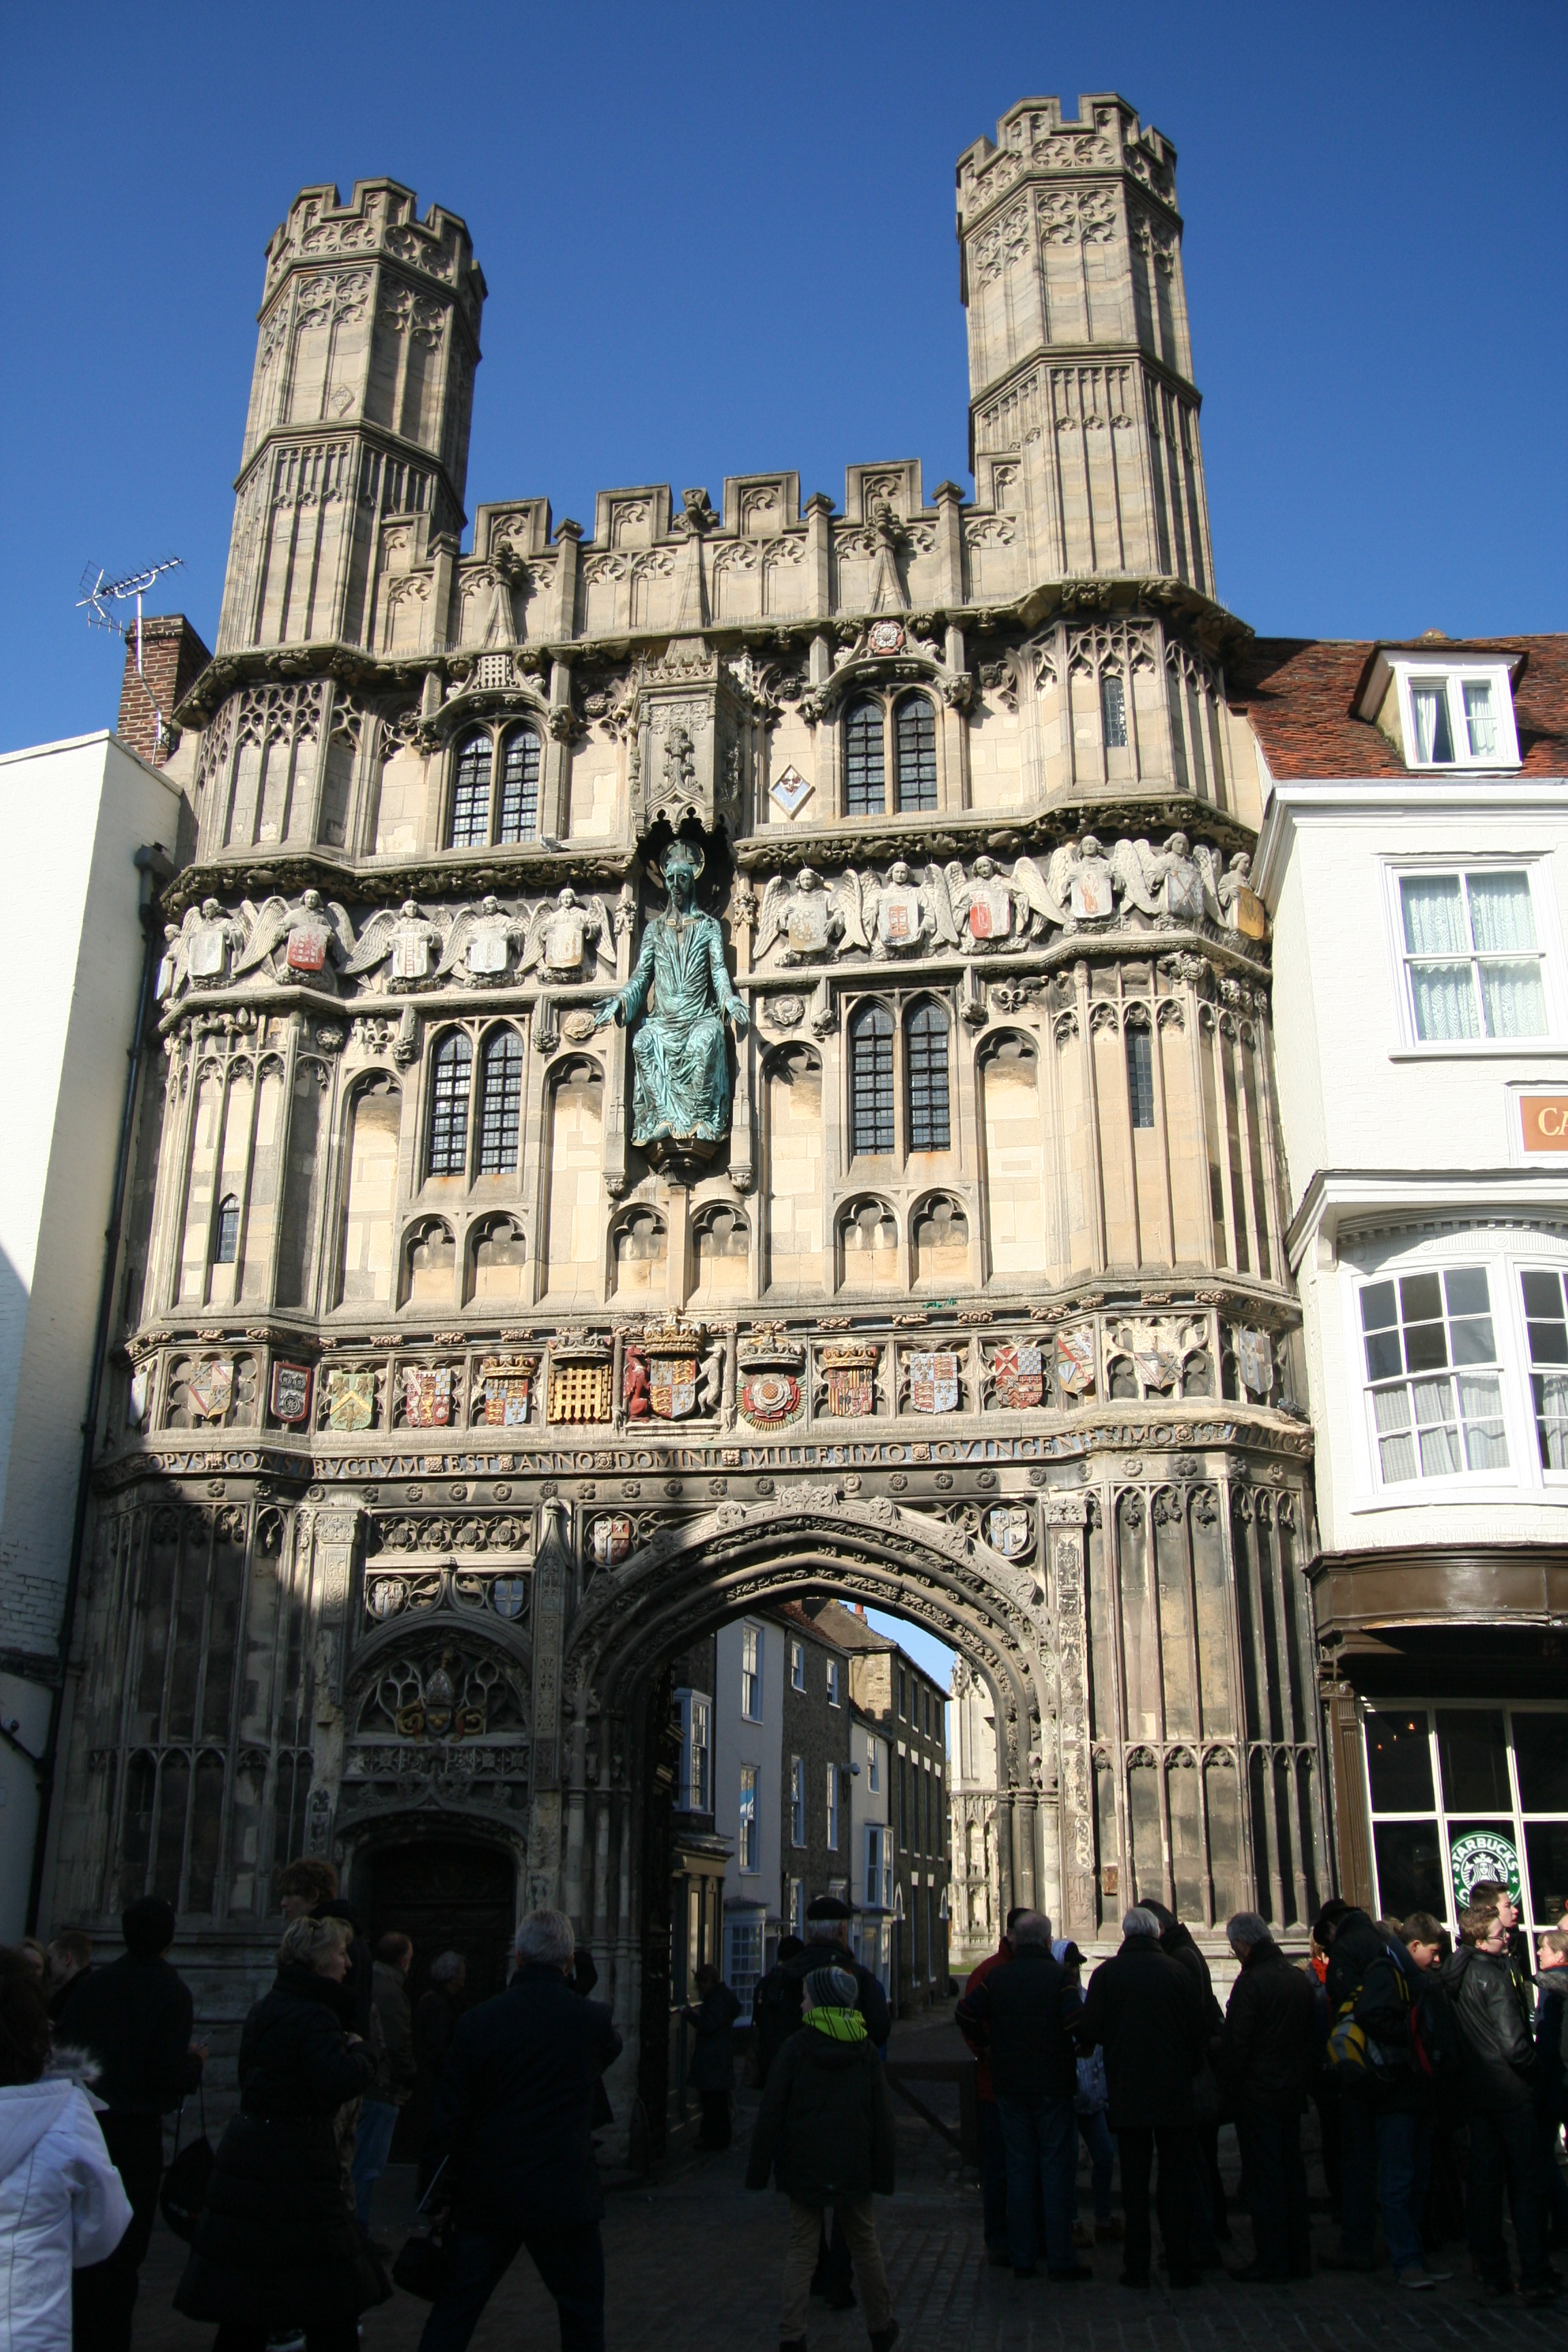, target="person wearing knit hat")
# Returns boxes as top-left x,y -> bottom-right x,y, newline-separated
746,1960 -> 899,2352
